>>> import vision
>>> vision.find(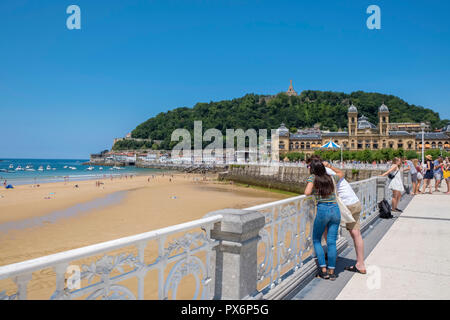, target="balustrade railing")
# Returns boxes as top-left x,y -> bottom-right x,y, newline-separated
245,195 -> 316,293
244,172 -> 408,296
0,173 -> 409,300
0,215 -> 222,300
138,160 -> 391,171
349,177 -> 379,227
